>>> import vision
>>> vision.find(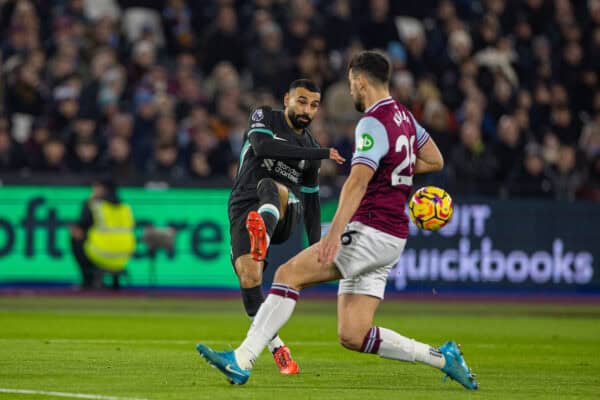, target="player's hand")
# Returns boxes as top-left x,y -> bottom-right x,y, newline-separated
318,232 -> 341,265
329,148 -> 346,164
